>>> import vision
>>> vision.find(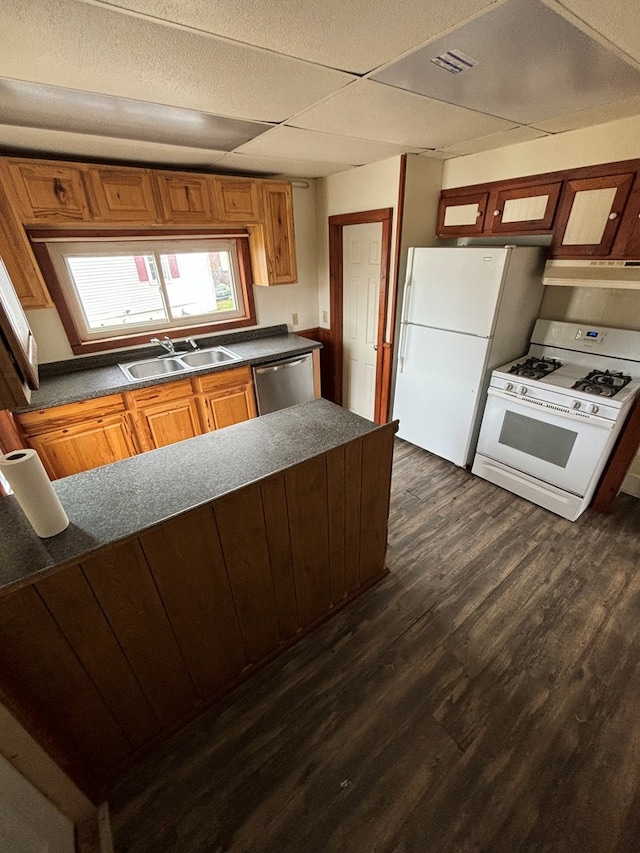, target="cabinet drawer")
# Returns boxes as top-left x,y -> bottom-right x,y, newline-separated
16,394 -> 126,436
127,378 -> 195,407
193,366 -> 253,394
